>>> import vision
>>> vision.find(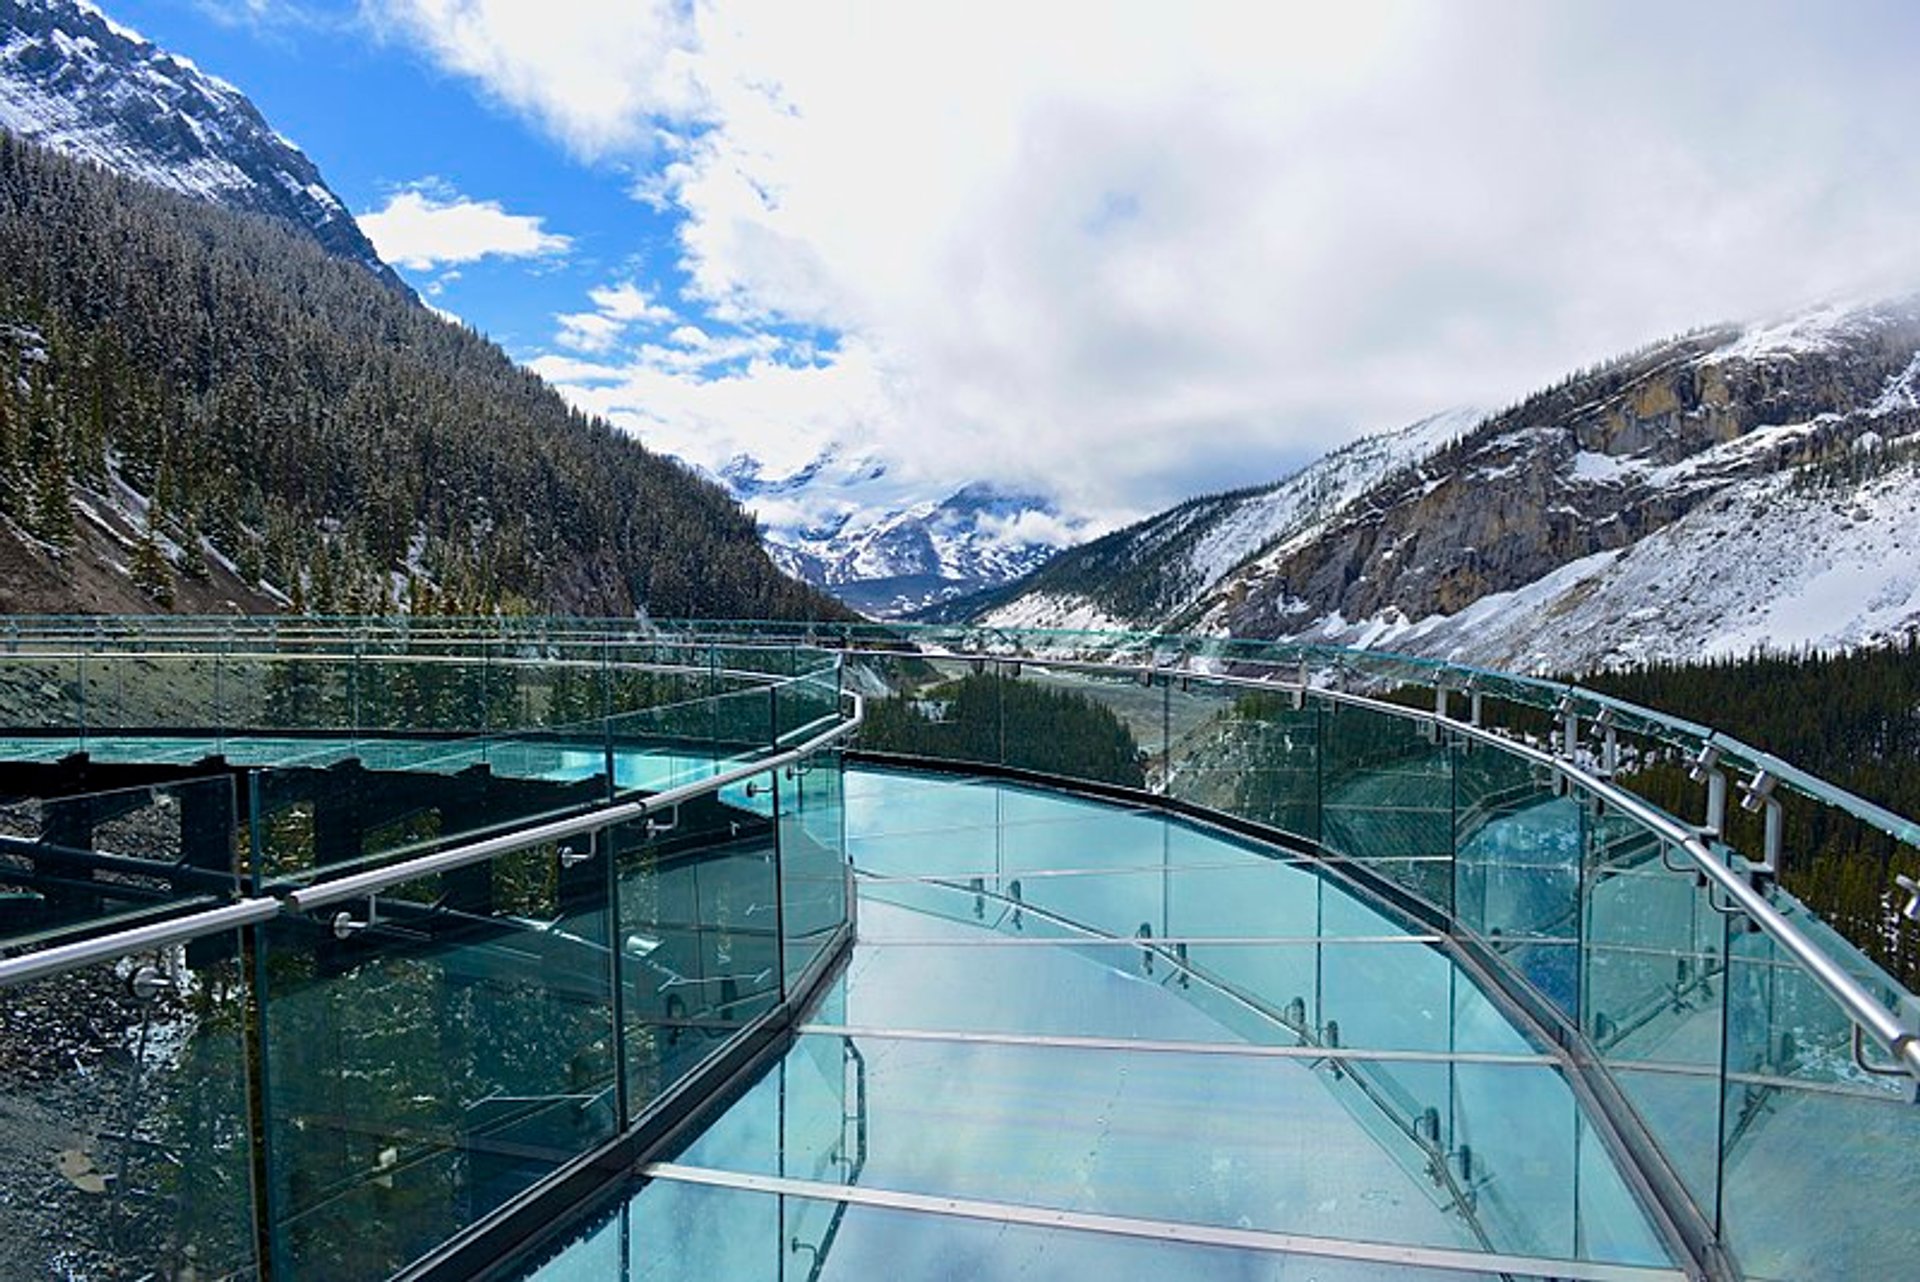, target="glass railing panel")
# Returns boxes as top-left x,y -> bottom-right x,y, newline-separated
612,774 -> 781,1125
0,774 -> 241,949
778,751 -> 848,986
1718,918 -> 1920,1281
73,649 -> 226,737
851,657 -> 1006,772
996,663 -> 1159,790
1165,678 -> 1321,842
772,670 -> 839,747
0,937 -> 259,1280
1317,699 -> 1454,912
232,650 -> 359,735
1449,1060 -> 1671,1267
1581,812 -> 1726,1217
1454,742 -> 1580,1017
0,652 -> 80,742
246,719 -> 616,889
843,770 -> 1006,876
258,839 -> 617,1282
